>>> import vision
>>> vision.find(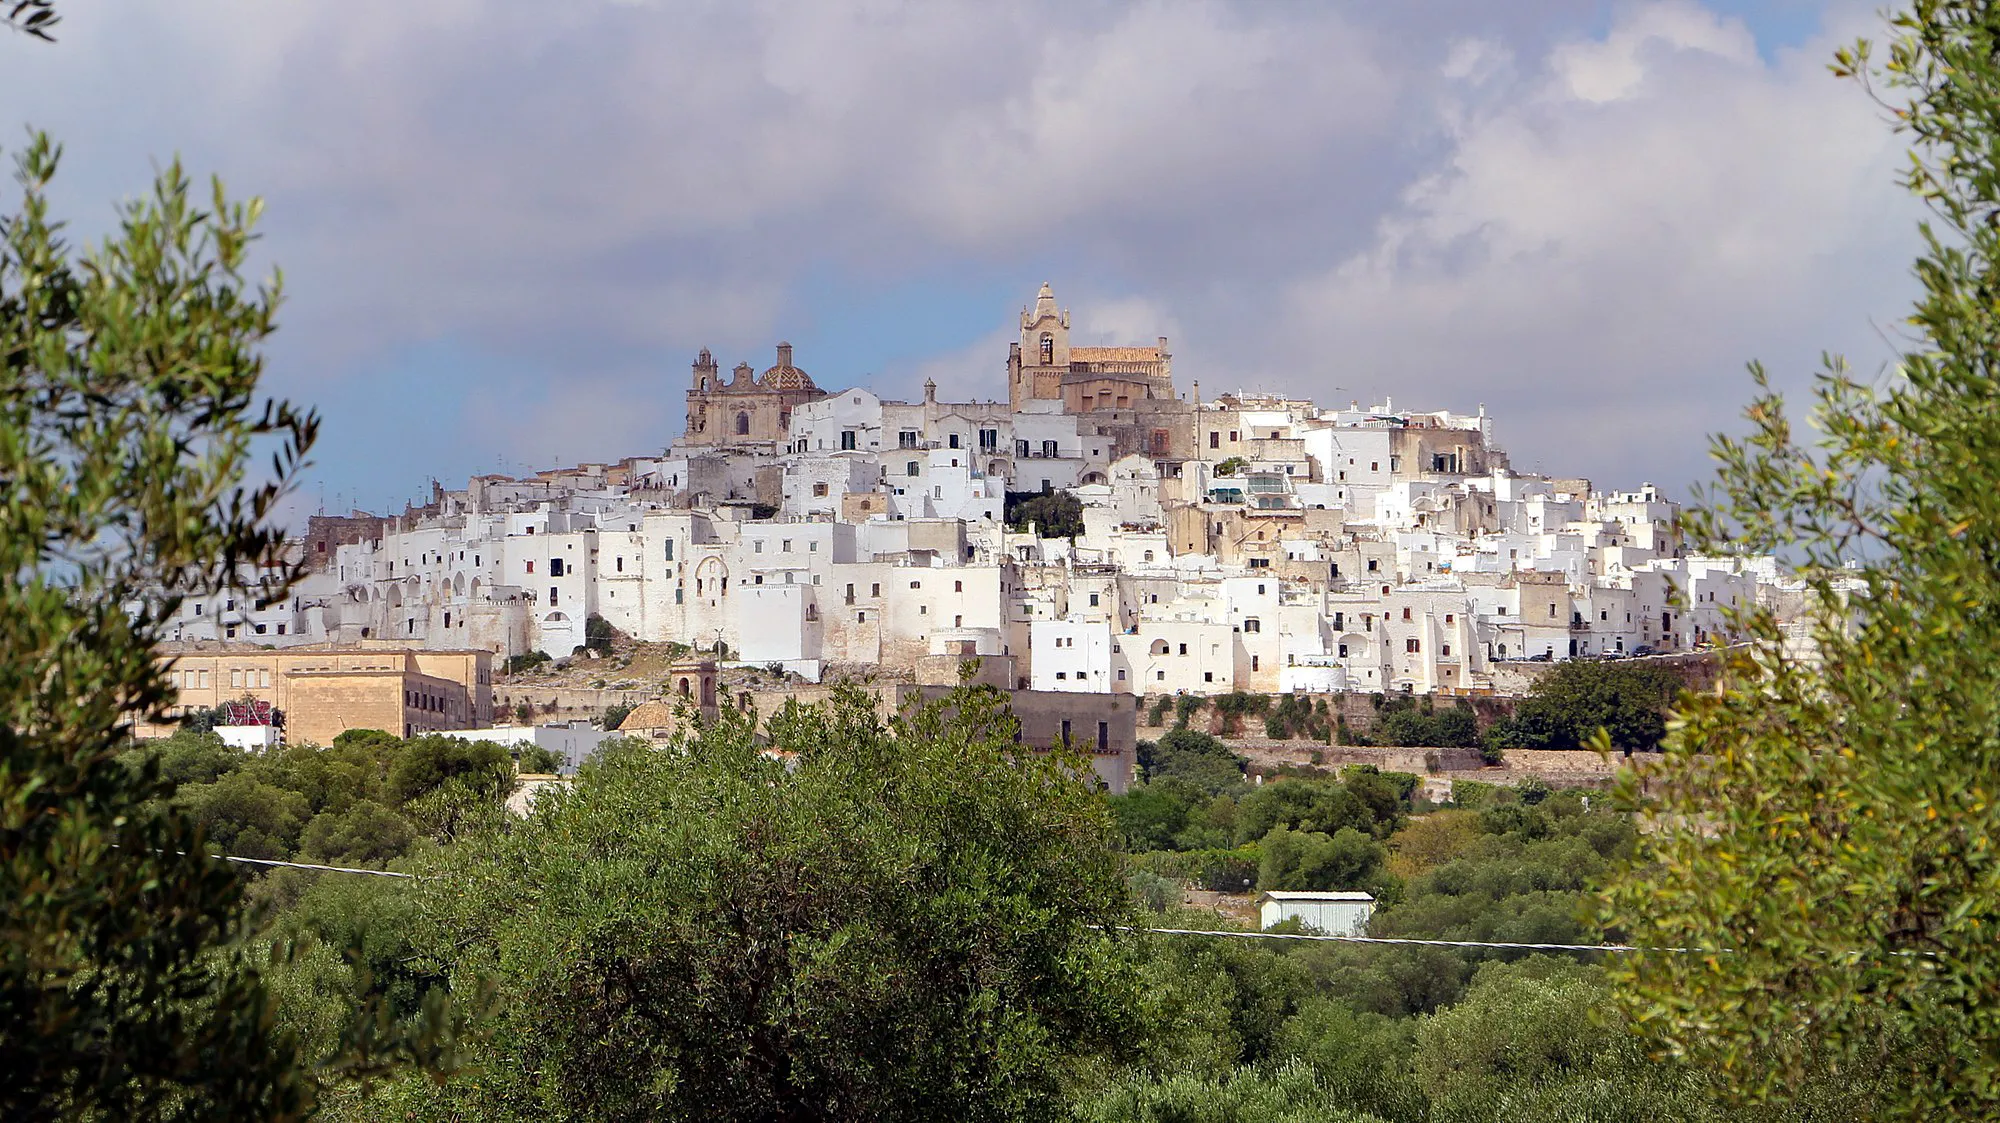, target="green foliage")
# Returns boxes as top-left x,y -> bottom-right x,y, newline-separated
1072,1061 -> 1384,1123
1256,825 -> 1386,894
1174,692 -> 1205,729
1235,775 -> 1404,845
599,700 -> 633,732
583,613 -> 615,655
1599,8 -> 2000,1113
0,133 -> 320,1118
514,744 -> 563,774
1485,660 -> 1678,753
1138,728 -> 1247,793
1370,696 -> 1479,748
1212,456 -> 1249,478
502,649 -> 552,675
1265,693 -> 1331,741
1005,488 -> 1085,539
1147,695 -> 1172,727
391,684 -> 1138,1121
1210,691 -> 1267,736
